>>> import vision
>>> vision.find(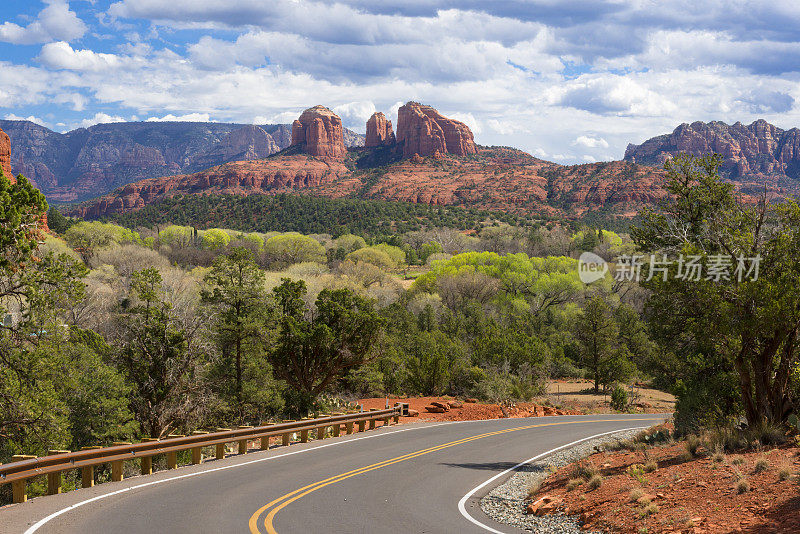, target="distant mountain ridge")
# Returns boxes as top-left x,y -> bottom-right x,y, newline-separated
624,119 -> 800,188
0,119 -> 364,202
